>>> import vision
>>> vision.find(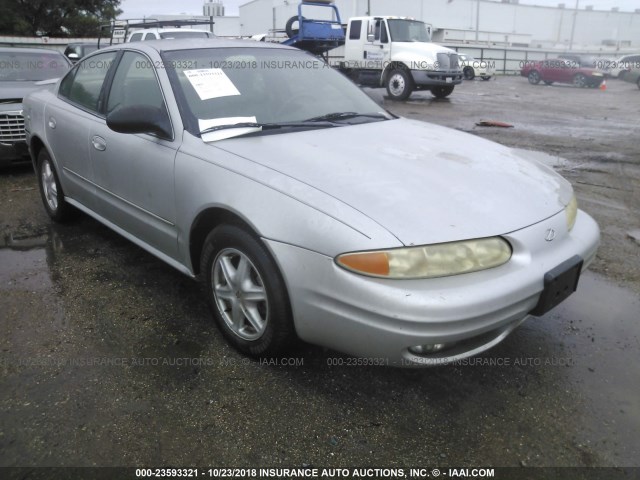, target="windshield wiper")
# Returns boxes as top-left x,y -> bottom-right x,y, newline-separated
200,121 -> 337,136
304,112 -> 391,123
